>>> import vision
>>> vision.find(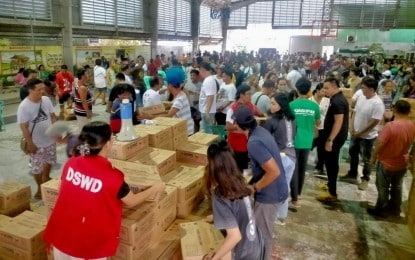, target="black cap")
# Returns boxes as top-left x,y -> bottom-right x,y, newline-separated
232,105 -> 255,126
